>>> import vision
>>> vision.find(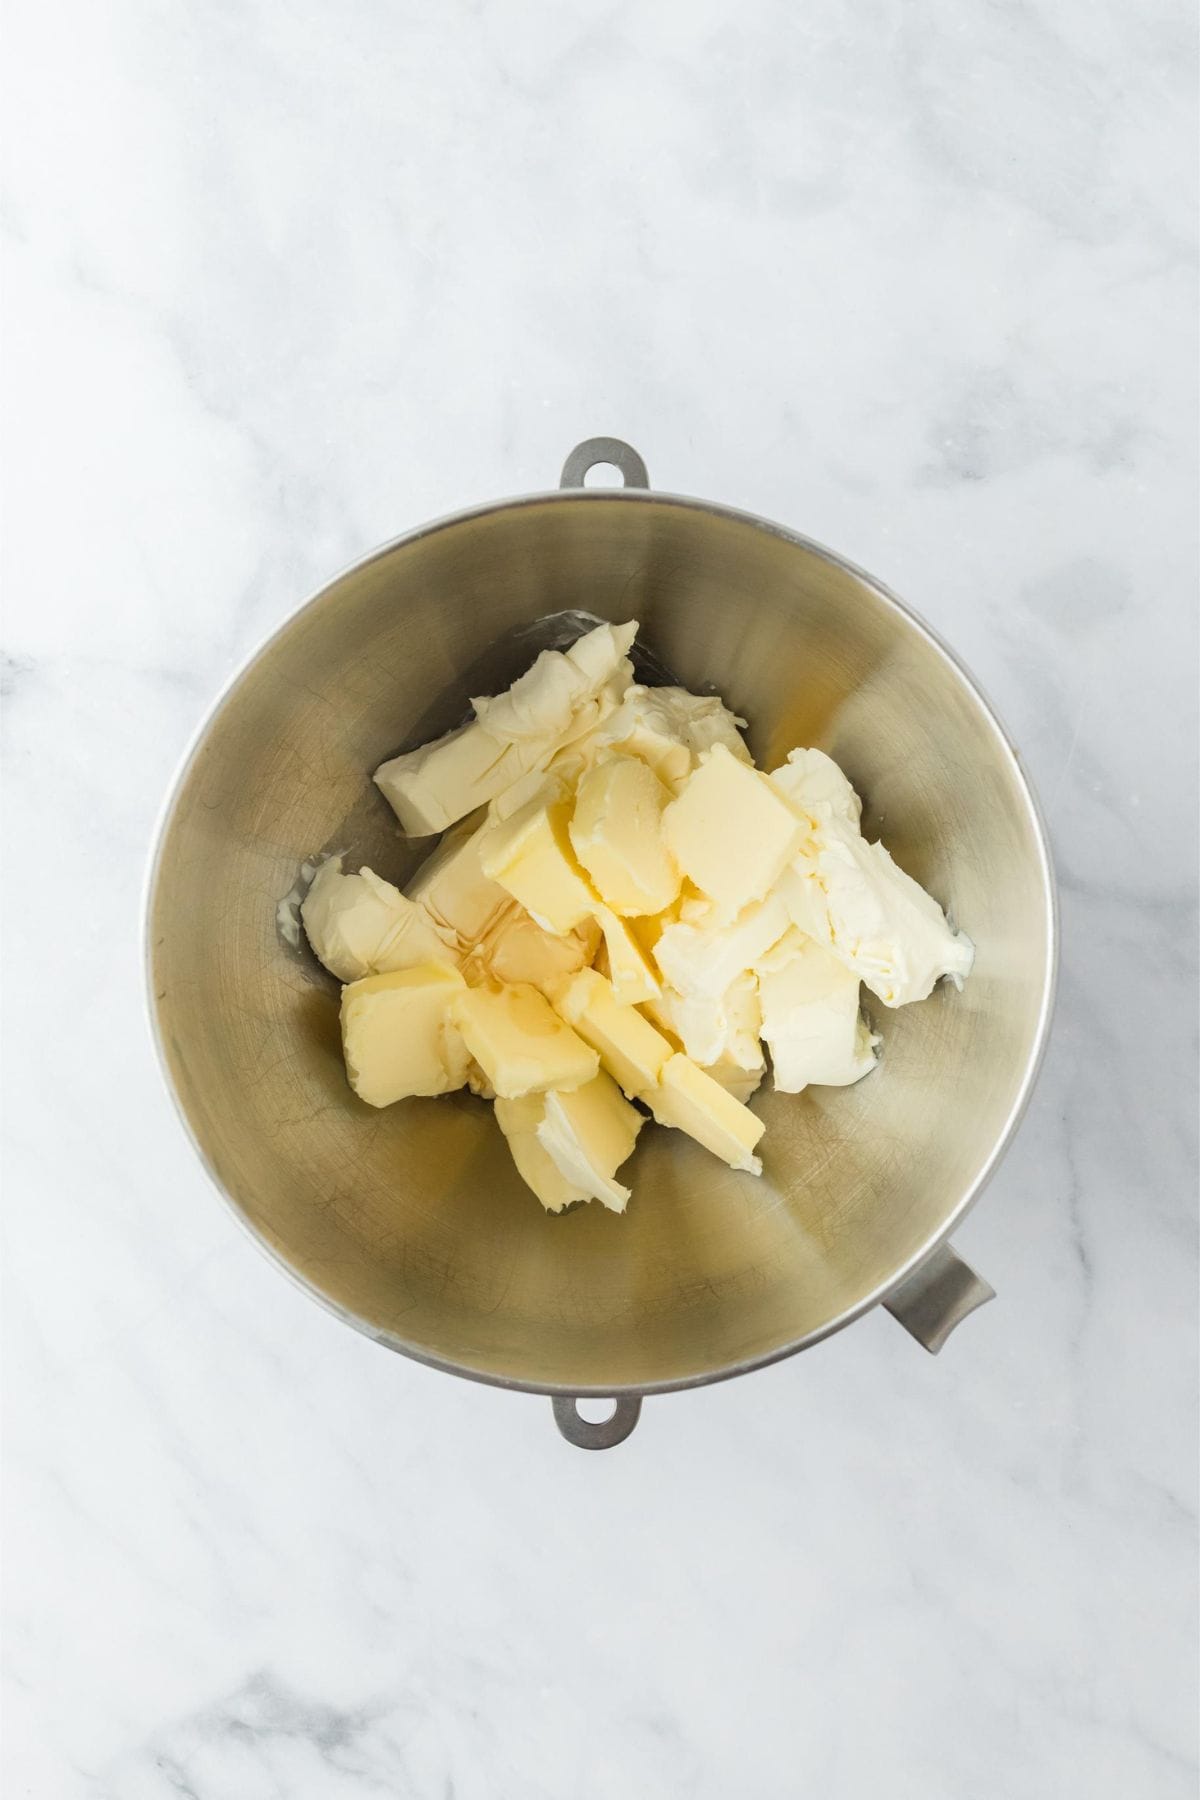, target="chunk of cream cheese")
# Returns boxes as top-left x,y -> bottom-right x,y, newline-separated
374,622 -> 636,834
642,971 -> 762,1070
653,891 -> 789,1000
769,746 -> 862,827
302,857 -> 456,982
812,821 -> 974,1008
756,928 -> 878,1091
580,684 -> 751,790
